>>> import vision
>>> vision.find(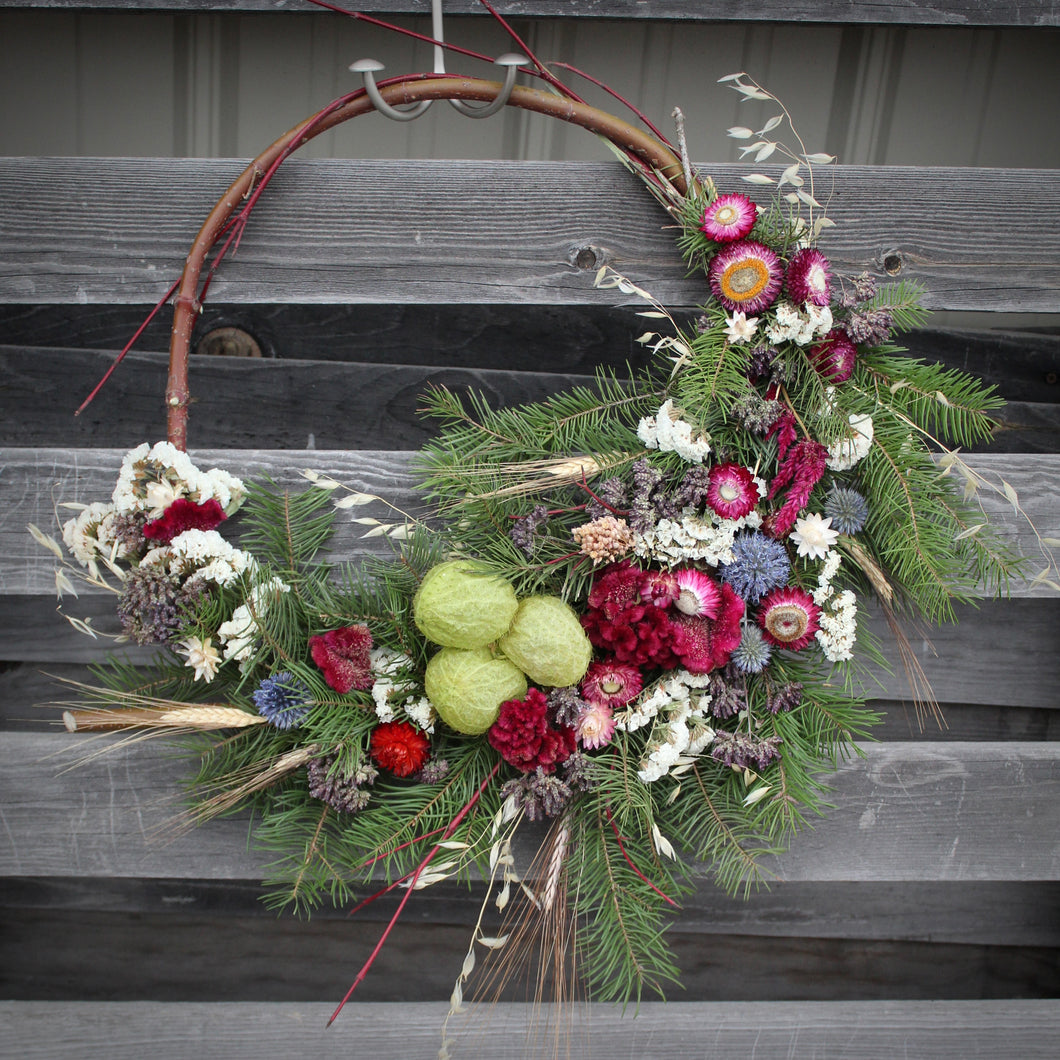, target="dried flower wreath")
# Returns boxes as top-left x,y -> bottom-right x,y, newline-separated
33,4 -> 1047,1045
